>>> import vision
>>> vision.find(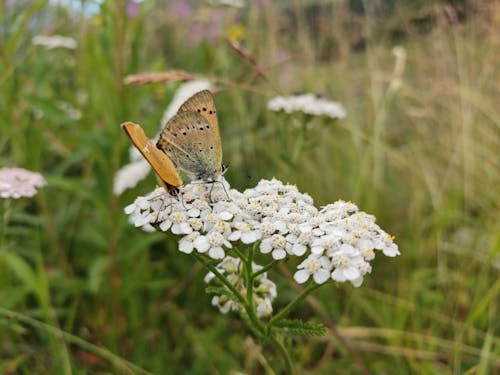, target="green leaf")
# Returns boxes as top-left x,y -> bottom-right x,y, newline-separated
1,253 -> 37,292
205,286 -> 234,299
88,256 -> 112,293
274,319 -> 328,337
